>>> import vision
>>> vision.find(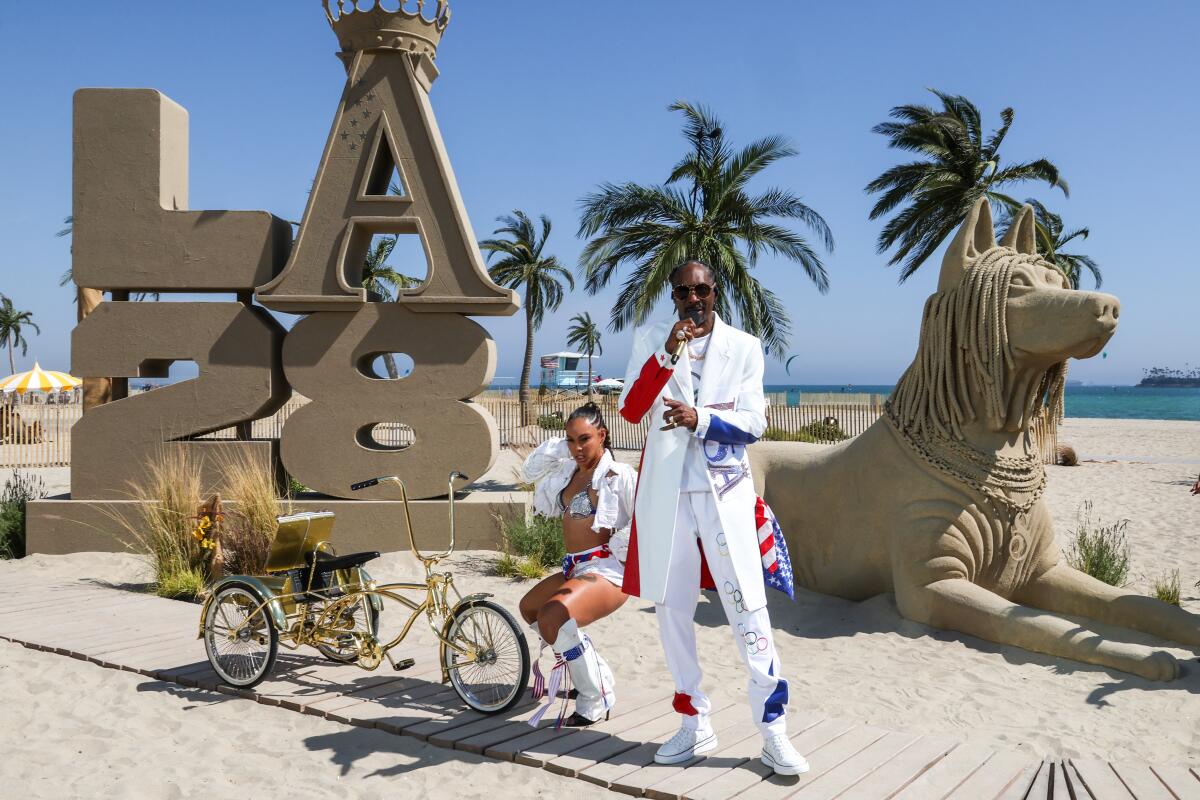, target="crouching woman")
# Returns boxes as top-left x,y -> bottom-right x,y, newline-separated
518,403 -> 634,726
